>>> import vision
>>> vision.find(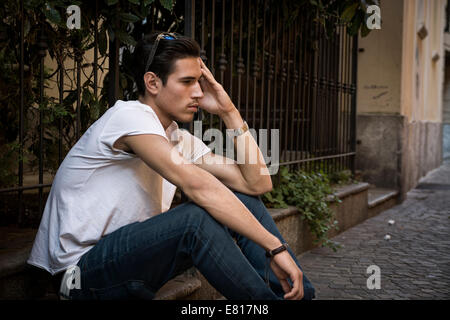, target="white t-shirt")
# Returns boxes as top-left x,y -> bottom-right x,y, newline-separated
27,100 -> 211,275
